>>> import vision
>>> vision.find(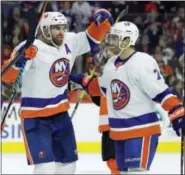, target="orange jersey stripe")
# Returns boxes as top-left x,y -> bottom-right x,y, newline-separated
100,96 -> 108,115
21,102 -> 70,118
20,118 -> 34,165
110,125 -> 161,140
88,78 -> 102,96
162,96 -> 180,111
141,135 -> 151,169
98,124 -> 110,132
99,96 -> 110,132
